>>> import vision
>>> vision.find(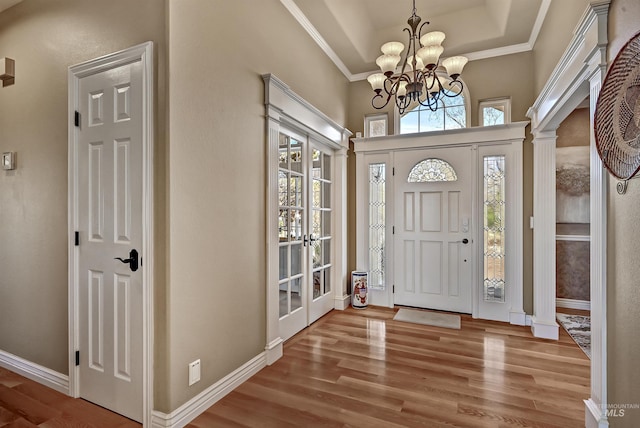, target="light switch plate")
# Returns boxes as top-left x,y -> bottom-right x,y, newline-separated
2,152 -> 15,170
